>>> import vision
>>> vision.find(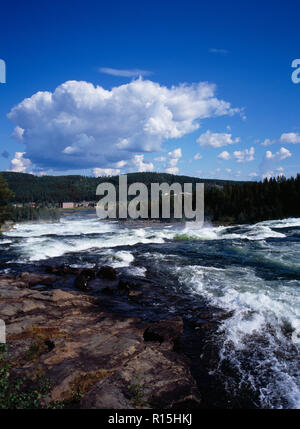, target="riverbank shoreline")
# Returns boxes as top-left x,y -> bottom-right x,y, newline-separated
0,265 -> 205,409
